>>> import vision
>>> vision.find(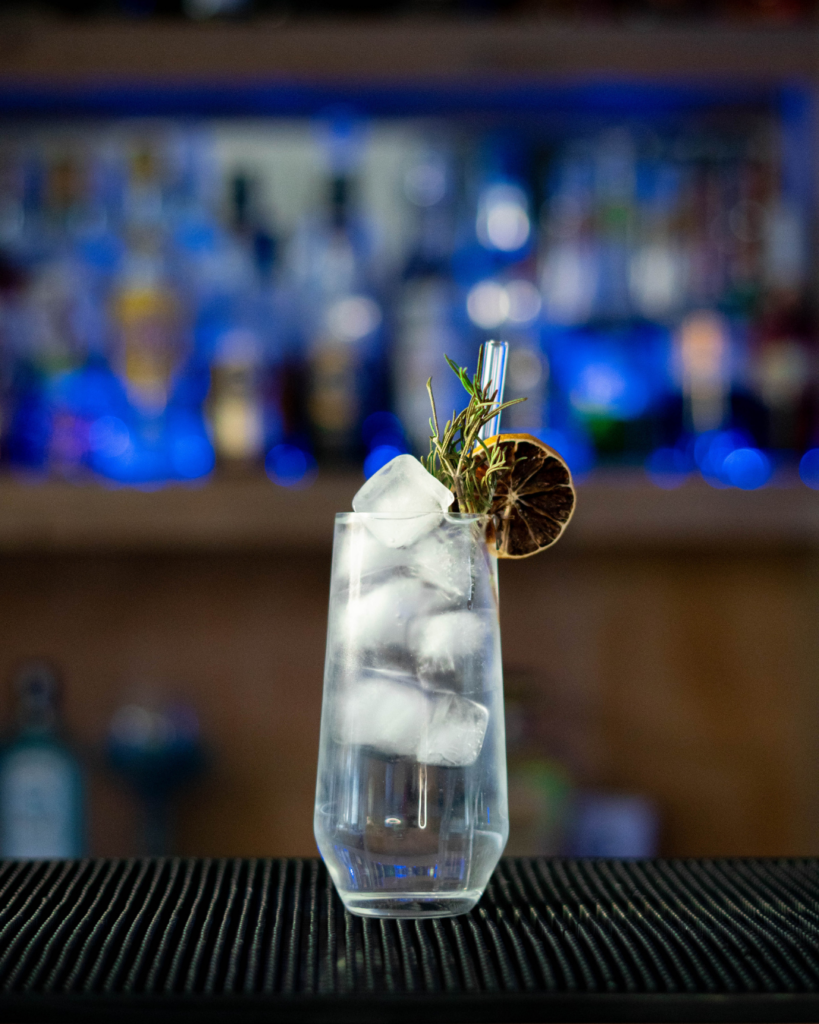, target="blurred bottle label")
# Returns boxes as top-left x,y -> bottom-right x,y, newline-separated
115,285 -> 179,415
209,329 -> 265,465
0,747 -> 76,859
0,664 -> 85,859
